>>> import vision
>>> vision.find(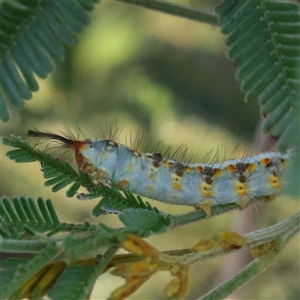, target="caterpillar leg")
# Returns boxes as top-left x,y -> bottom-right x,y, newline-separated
194,200 -> 213,217
236,196 -> 251,210
264,193 -> 277,202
